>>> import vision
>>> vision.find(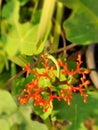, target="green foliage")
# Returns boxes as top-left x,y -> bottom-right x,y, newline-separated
37,0 -> 56,44
52,91 -> 98,130
1,0 -> 98,129
0,119 -> 10,130
0,53 -> 5,73
0,40 -> 8,73
0,89 -> 17,115
59,0 -> 98,44
1,0 -> 49,57
18,0 -> 30,6
34,103 -> 53,120
0,89 -> 48,130
18,105 -> 48,130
